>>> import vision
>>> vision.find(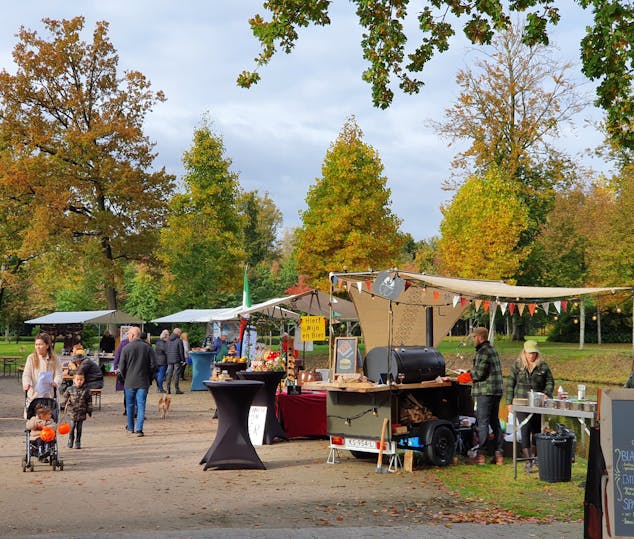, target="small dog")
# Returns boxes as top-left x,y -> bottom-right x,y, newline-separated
158,394 -> 171,419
